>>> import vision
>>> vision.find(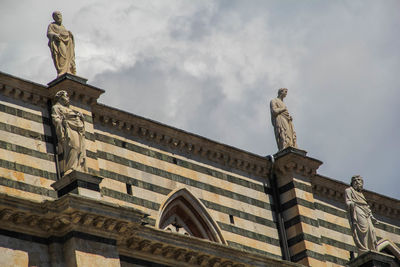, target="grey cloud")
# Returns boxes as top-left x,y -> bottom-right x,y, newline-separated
1,0 -> 399,199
